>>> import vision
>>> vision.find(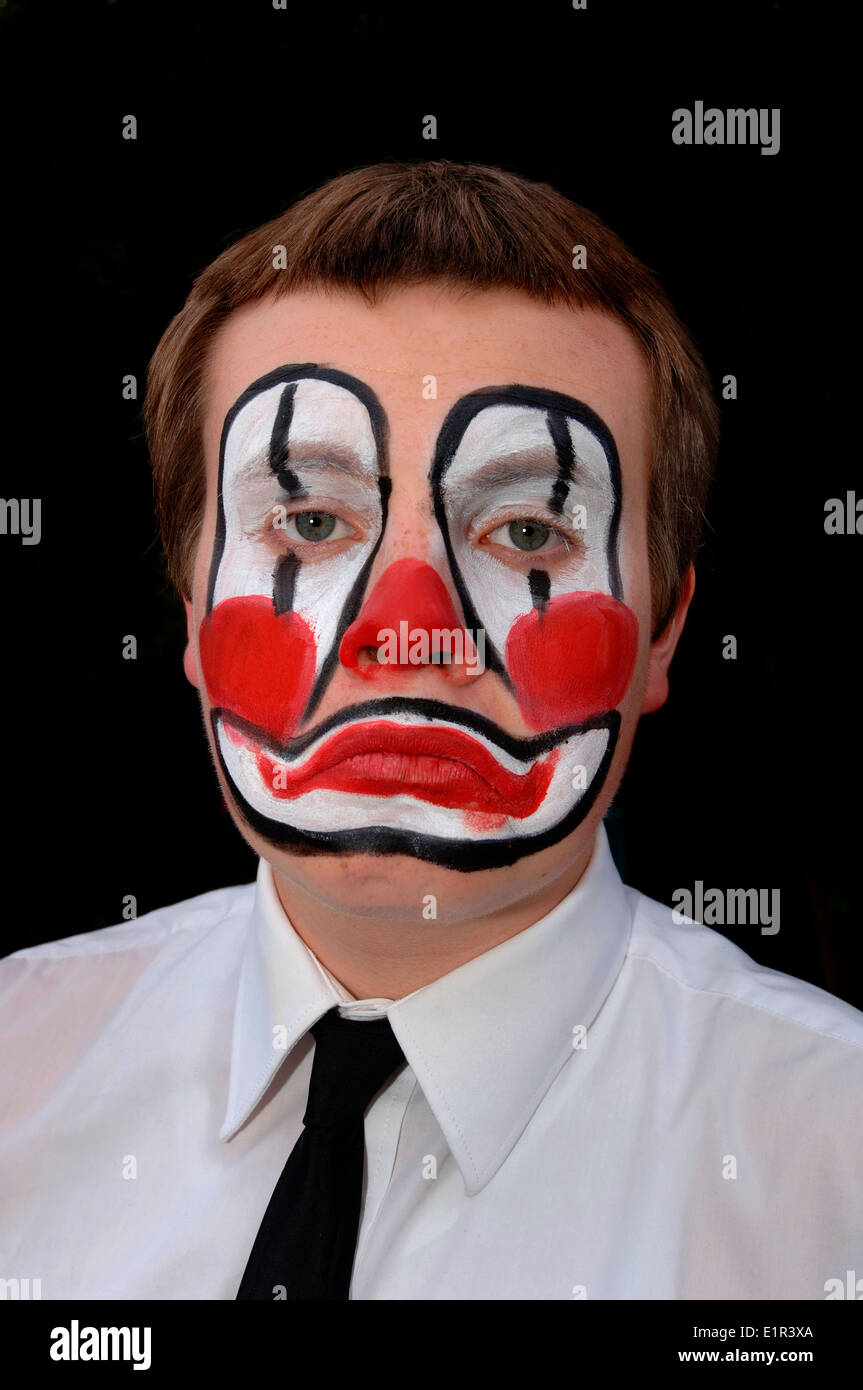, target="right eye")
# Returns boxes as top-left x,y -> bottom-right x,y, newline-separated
280,510 -> 353,543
